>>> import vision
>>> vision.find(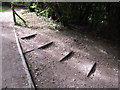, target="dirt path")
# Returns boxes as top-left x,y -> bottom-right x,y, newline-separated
15,11 -> 119,88
1,8 -> 119,89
